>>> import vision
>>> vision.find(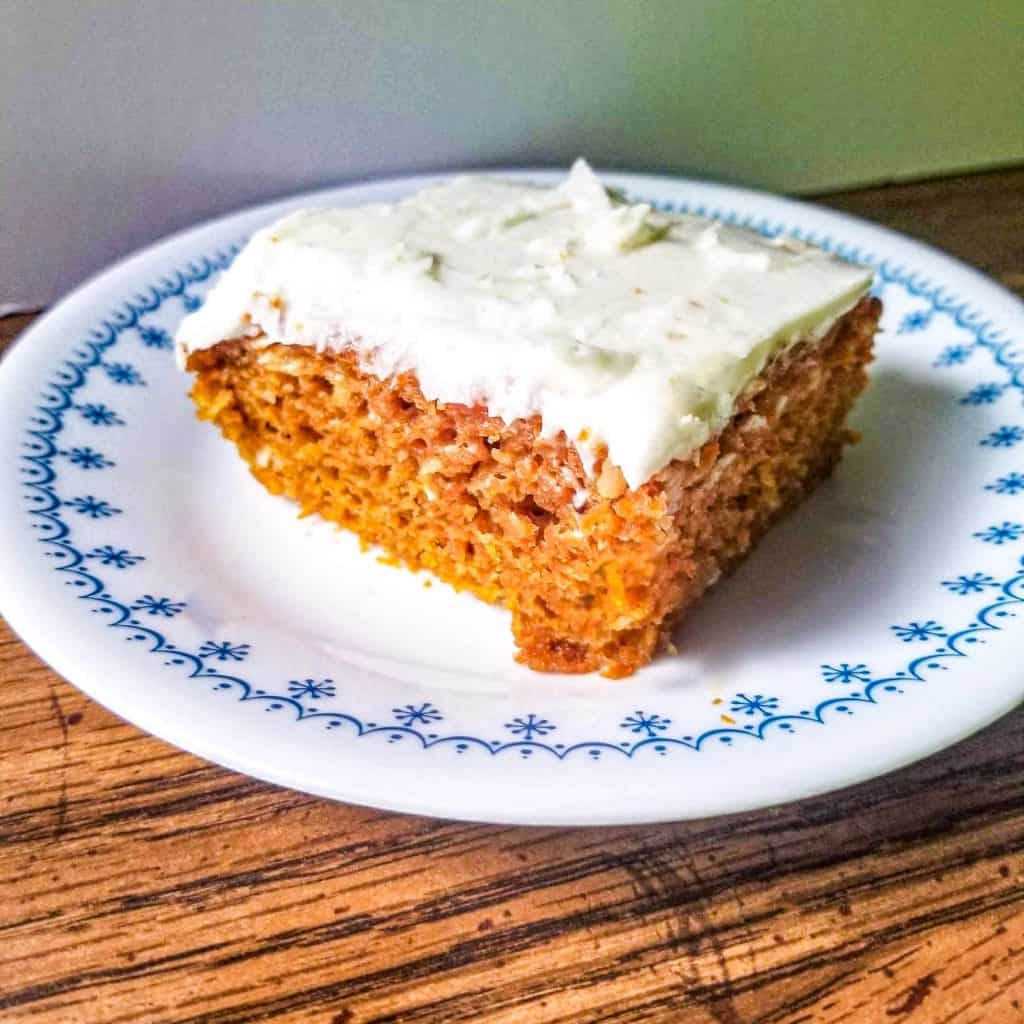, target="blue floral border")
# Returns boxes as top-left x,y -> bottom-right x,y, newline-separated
19,198 -> 1024,762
